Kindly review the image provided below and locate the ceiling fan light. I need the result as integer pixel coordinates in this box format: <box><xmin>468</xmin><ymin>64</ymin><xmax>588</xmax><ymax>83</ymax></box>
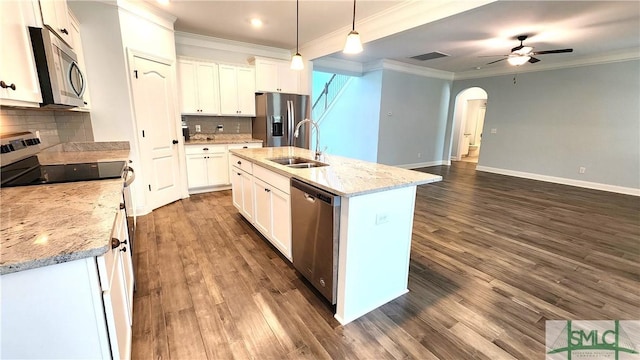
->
<box><xmin>290</xmin><ymin>53</ymin><xmax>304</xmax><ymax>70</ymax></box>
<box><xmin>343</xmin><ymin>31</ymin><xmax>363</xmax><ymax>54</ymax></box>
<box><xmin>508</xmin><ymin>55</ymin><xmax>530</xmax><ymax>66</ymax></box>
<box><xmin>514</xmin><ymin>46</ymin><xmax>533</xmax><ymax>56</ymax></box>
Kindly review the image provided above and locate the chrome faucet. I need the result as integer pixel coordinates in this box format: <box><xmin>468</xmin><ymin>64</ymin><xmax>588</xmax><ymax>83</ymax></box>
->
<box><xmin>294</xmin><ymin>118</ymin><xmax>322</xmax><ymax>160</ymax></box>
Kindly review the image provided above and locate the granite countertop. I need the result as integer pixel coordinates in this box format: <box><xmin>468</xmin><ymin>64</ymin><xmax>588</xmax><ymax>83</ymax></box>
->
<box><xmin>0</xmin><ymin>142</ymin><xmax>130</xmax><ymax>275</ymax></box>
<box><xmin>229</xmin><ymin>147</ymin><xmax>442</xmax><ymax>197</ymax></box>
<box><xmin>185</xmin><ymin>134</ymin><xmax>262</xmax><ymax>145</ymax></box>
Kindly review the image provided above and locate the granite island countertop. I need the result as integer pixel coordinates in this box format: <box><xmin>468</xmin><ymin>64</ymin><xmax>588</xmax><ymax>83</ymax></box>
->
<box><xmin>229</xmin><ymin>147</ymin><xmax>442</xmax><ymax>197</ymax></box>
<box><xmin>185</xmin><ymin>134</ymin><xmax>263</xmax><ymax>145</ymax></box>
<box><xmin>0</xmin><ymin>143</ymin><xmax>130</xmax><ymax>275</ymax></box>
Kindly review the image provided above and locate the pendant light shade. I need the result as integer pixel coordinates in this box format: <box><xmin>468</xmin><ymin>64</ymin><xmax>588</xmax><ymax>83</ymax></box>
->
<box><xmin>291</xmin><ymin>53</ymin><xmax>304</xmax><ymax>70</ymax></box>
<box><xmin>343</xmin><ymin>0</ymin><xmax>363</xmax><ymax>54</ymax></box>
<box><xmin>291</xmin><ymin>0</ymin><xmax>304</xmax><ymax>70</ymax></box>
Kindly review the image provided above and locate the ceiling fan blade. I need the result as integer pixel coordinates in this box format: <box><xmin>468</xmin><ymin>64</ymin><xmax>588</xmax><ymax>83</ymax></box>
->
<box><xmin>528</xmin><ymin>57</ymin><xmax>541</xmax><ymax>63</ymax></box>
<box><xmin>478</xmin><ymin>54</ymin><xmax>510</xmax><ymax>58</ymax></box>
<box><xmin>486</xmin><ymin>58</ymin><xmax>507</xmax><ymax>65</ymax></box>
<box><xmin>533</xmin><ymin>48</ymin><xmax>573</xmax><ymax>55</ymax></box>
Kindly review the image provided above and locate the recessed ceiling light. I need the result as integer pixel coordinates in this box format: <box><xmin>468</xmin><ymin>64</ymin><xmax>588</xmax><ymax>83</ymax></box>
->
<box><xmin>250</xmin><ymin>18</ymin><xmax>263</xmax><ymax>28</ymax></box>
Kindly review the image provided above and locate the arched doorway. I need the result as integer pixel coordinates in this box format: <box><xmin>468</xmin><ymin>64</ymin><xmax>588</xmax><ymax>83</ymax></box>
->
<box><xmin>450</xmin><ymin>87</ymin><xmax>488</xmax><ymax>163</ymax></box>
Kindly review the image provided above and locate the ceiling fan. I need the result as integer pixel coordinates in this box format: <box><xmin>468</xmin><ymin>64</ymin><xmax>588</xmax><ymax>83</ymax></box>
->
<box><xmin>484</xmin><ymin>35</ymin><xmax>573</xmax><ymax>66</ymax></box>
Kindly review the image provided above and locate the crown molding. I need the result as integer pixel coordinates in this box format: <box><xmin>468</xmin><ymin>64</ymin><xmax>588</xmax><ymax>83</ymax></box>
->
<box><xmin>116</xmin><ymin>0</ymin><xmax>176</xmax><ymax>30</ymax></box>
<box><xmin>365</xmin><ymin>59</ymin><xmax>454</xmax><ymax>80</ymax></box>
<box><xmin>312</xmin><ymin>57</ymin><xmax>364</xmax><ymax>76</ymax></box>
<box><xmin>175</xmin><ymin>31</ymin><xmax>291</xmax><ymax>60</ymax></box>
<box><xmin>300</xmin><ymin>0</ymin><xmax>496</xmax><ymax>61</ymax></box>
<box><xmin>454</xmin><ymin>48</ymin><xmax>640</xmax><ymax>80</ymax></box>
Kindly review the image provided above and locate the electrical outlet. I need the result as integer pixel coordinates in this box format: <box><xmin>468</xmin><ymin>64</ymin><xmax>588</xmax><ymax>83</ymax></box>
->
<box><xmin>417</xmin><ymin>152</ymin><xmax>422</xmax><ymax>158</ymax></box>
<box><xmin>195</xmin><ymin>124</ymin><xmax>201</xmax><ymax>132</ymax></box>
<box><xmin>579</xmin><ymin>166</ymin><xmax>586</xmax><ymax>174</ymax></box>
<box><xmin>217</xmin><ymin>124</ymin><xmax>223</xmax><ymax>132</ymax></box>
<box><xmin>491</xmin><ymin>128</ymin><xmax>497</xmax><ymax>134</ymax></box>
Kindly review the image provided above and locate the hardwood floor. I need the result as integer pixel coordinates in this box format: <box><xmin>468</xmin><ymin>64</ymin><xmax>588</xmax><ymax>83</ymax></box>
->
<box><xmin>131</xmin><ymin>161</ymin><xmax>639</xmax><ymax>359</ymax></box>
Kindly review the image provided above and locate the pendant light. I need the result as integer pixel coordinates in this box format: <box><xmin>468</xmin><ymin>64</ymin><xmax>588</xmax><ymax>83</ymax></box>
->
<box><xmin>343</xmin><ymin>0</ymin><xmax>363</xmax><ymax>54</ymax></box>
<box><xmin>290</xmin><ymin>0</ymin><xmax>304</xmax><ymax>70</ymax></box>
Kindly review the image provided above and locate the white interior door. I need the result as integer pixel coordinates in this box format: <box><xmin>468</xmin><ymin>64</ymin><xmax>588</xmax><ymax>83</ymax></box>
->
<box><xmin>130</xmin><ymin>54</ymin><xmax>181</xmax><ymax>211</ymax></box>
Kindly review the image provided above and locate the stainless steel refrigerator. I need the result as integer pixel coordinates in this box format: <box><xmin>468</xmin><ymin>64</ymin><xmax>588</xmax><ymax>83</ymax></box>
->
<box><xmin>253</xmin><ymin>93</ymin><xmax>310</xmax><ymax>148</ymax></box>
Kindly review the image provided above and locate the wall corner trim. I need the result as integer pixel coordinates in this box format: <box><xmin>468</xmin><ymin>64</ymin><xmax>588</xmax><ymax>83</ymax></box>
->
<box><xmin>476</xmin><ymin>165</ymin><xmax>640</xmax><ymax>196</ymax></box>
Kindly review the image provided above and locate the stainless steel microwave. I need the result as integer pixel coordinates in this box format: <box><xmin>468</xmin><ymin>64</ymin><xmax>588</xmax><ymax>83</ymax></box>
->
<box><xmin>29</xmin><ymin>27</ymin><xmax>86</xmax><ymax>108</ymax></box>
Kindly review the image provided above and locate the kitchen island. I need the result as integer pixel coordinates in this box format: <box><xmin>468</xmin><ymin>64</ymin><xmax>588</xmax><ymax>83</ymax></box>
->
<box><xmin>229</xmin><ymin>146</ymin><xmax>442</xmax><ymax>324</ymax></box>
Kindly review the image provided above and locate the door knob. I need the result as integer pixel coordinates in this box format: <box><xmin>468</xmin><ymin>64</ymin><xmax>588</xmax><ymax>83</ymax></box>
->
<box><xmin>172</xmin><ymin>139</ymin><xmax>179</xmax><ymax>144</ymax></box>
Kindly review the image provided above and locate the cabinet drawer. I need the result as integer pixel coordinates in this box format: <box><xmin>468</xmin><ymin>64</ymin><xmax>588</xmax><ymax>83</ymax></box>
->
<box><xmin>97</xmin><ymin>210</ymin><xmax>124</xmax><ymax>291</ymax></box>
<box><xmin>185</xmin><ymin>144</ymin><xmax>226</xmax><ymax>155</ymax></box>
<box><xmin>254</xmin><ymin>164</ymin><xmax>290</xmax><ymax>194</ymax></box>
<box><xmin>230</xmin><ymin>154</ymin><xmax>252</xmax><ymax>174</ymax></box>
<box><xmin>227</xmin><ymin>143</ymin><xmax>262</xmax><ymax>150</ymax></box>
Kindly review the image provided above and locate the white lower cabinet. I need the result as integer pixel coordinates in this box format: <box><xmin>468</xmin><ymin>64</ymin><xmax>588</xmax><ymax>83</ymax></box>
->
<box><xmin>230</xmin><ymin>157</ymin><xmax>292</xmax><ymax>261</ymax></box>
<box><xmin>253</xmin><ymin>177</ymin><xmax>292</xmax><ymax>259</ymax></box>
<box><xmin>231</xmin><ymin>166</ymin><xmax>255</xmax><ymax>222</ymax></box>
<box><xmin>186</xmin><ymin>143</ymin><xmax>261</xmax><ymax>194</ymax></box>
<box><xmin>230</xmin><ymin>153</ymin><xmax>255</xmax><ymax>221</ymax></box>
<box><xmin>98</xmin><ymin>207</ymin><xmax>134</xmax><ymax>360</ymax></box>
<box><xmin>0</xmin><ymin>206</ymin><xmax>133</xmax><ymax>360</ymax></box>
<box><xmin>186</xmin><ymin>145</ymin><xmax>229</xmax><ymax>191</ymax></box>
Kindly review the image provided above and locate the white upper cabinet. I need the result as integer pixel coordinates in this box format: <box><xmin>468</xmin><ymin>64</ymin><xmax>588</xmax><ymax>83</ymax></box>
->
<box><xmin>39</xmin><ymin>0</ymin><xmax>74</xmax><ymax>48</ymax></box>
<box><xmin>253</xmin><ymin>57</ymin><xmax>301</xmax><ymax>94</ymax></box>
<box><xmin>68</xmin><ymin>11</ymin><xmax>91</xmax><ymax>111</ymax></box>
<box><xmin>178</xmin><ymin>59</ymin><xmax>220</xmax><ymax>115</ymax></box>
<box><xmin>0</xmin><ymin>0</ymin><xmax>43</xmax><ymax>107</ymax></box>
<box><xmin>219</xmin><ymin>65</ymin><xmax>255</xmax><ymax>117</ymax></box>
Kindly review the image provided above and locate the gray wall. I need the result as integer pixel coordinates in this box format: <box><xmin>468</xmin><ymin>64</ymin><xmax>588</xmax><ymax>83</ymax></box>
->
<box><xmin>316</xmin><ymin>71</ymin><xmax>383</xmax><ymax>162</ymax></box>
<box><xmin>377</xmin><ymin>70</ymin><xmax>452</xmax><ymax>166</ymax></box>
<box><xmin>447</xmin><ymin>60</ymin><xmax>640</xmax><ymax>189</ymax></box>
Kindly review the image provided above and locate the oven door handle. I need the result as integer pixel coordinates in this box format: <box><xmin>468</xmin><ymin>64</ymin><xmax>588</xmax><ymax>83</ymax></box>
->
<box><xmin>124</xmin><ymin>166</ymin><xmax>135</xmax><ymax>187</ymax></box>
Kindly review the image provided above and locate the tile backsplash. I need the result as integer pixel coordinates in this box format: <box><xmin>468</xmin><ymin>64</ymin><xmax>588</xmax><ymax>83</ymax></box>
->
<box><xmin>0</xmin><ymin>108</ymin><xmax>94</xmax><ymax>148</ymax></box>
<box><xmin>183</xmin><ymin>115</ymin><xmax>252</xmax><ymax>135</ymax></box>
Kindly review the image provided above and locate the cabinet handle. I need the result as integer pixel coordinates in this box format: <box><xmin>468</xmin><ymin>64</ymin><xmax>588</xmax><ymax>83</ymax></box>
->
<box><xmin>60</xmin><ymin>28</ymin><xmax>69</xmax><ymax>35</ymax></box>
<box><xmin>120</xmin><ymin>202</ymin><xmax>125</xmax><ymax>210</ymax></box>
<box><xmin>237</xmin><ymin>160</ymin><xmax>241</xmax><ymax>165</ymax></box>
<box><xmin>203</xmin><ymin>148</ymin><xmax>209</xmax><ymax>151</ymax></box>
<box><xmin>172</xmin><ymin>139</ymin><xmax>179</xmax><ymax>144</ymax></box>
<box><xmin>237</xmin><ymin>172</ymin><xmax>241</xmax><ymax>175</ymax></box>
<box><xmin>111</xmin><ymin>237</ymin><xmax>128</xmax><ymax>249</ymax></box>
<box><xmin>265</xmin><ymin>188</ymin><xmax>271</xmax><ymax>192</ymax></box>
<box><xmin>243</xmin><ymin>146</ymin><xmax>248</xmax><ymax>149</ymax></box>
<box><xmin>120</xmin><ymin>247</ymin><xmax>127</xmax><ymax>252</ymax></box>
<box><xmin>0</xmin><ymin>81</ymin><xmax>16</xmax><ymax>90</ymax></box>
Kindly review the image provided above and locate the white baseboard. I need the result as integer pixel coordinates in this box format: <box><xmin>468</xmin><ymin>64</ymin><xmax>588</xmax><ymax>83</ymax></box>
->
<box><xmin>476</xmin><ymin>166</ymin><xmax>640</xmax><ymax>196</ymax></box>
<box><xmin>396</xmin><ymin>160</ymin><xmax>448</xmax><ymax>169</ymax></box>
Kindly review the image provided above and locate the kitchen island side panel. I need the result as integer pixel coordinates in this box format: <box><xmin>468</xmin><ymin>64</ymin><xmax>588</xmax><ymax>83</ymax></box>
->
<box><xmin>335</xmin><ymin>185</ymin><xmax>417</xmax><ymax>324</ymax></box>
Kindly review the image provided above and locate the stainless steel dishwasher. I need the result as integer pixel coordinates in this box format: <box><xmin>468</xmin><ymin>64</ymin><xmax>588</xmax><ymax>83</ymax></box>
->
<box><xmin>291</xmin><ymin>178</ymin><xmax>341</xmax><ymax>304</ymax></box>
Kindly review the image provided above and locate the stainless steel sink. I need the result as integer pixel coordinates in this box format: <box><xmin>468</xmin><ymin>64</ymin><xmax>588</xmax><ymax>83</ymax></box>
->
<box><xmin>268</xmin><ymin>157</ymin><xmax>329</xmax><ymax>169</ymax></box>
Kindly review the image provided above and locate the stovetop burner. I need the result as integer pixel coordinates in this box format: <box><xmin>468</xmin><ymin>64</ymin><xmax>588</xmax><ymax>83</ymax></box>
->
<box><xmin>1</xmin><ymin>155</ymin><xmax>126</xmax><ymax>188</ymax></box>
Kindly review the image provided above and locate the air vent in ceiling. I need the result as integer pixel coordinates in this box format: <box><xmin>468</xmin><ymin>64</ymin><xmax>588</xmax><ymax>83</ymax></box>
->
<box><xmin>410</xmin><ymin>52</ymin><xmax>449</xmax><ymax>61</ymax></box>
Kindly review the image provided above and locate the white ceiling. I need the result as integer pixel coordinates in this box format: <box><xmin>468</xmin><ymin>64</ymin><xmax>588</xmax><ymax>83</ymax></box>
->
<box><xmin>146</xmin><ymin>0</ymin><xmax>640</xmax><ymax>74</ymax></box>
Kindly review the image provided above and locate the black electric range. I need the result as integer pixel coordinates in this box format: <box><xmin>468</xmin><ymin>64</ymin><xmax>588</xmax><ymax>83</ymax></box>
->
<box><xmin>1</xmin><ymin>155</ymin><xmax>126</xmax><ymax>188</ymax></box>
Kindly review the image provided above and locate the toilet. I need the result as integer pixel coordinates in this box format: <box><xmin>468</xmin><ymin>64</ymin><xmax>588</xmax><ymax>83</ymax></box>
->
<box><xmin>468</xmin><ymin>144</ymin><xmax>480</xmax><ymax>157</ymax></box>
